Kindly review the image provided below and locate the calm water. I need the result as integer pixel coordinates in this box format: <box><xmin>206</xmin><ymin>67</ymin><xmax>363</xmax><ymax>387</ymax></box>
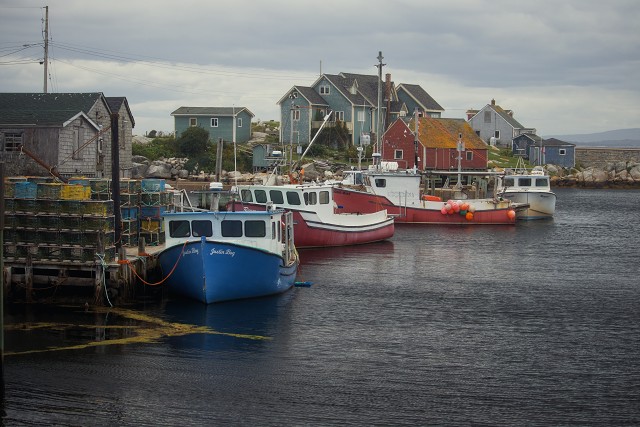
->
<box><xmin>3</xmin><ymin>188</ymin><xmax>640</xmax><ymax>426</ymax></box>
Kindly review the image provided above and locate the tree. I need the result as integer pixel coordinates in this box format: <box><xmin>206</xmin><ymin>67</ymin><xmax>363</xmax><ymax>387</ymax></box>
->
<box><xmin>178</xmin><ymin>126</ymin><xmax>211</xmax><ymax>158</ymax></box>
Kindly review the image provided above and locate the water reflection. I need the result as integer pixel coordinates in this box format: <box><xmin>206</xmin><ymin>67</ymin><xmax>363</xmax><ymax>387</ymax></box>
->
<box><xmin>161</xmin><ymin>291</ymin><xmax>297</xmax><ymax>353</ymax></box>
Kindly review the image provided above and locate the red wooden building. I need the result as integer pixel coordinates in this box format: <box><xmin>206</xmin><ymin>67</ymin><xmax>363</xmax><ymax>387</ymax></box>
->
<box><xmin>381</xmin><ymin>117</ymin><xmax>489</xmax><ymax>171</ymax></box>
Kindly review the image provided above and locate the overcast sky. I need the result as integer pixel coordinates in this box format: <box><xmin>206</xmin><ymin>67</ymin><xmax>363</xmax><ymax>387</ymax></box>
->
<box><xmin>1</xmin><ymin>0</ymin><xmax>638</xmax><ymax>136</ymax></box>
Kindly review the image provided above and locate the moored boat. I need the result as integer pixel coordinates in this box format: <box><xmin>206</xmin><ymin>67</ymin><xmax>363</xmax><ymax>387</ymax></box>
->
<box><xmin>157</xmin><ymin>208</ymin><xmax>298</xmax><ymax>303</ymax></box>
<box><xmin>333</xmin><ymin>167</ymin><xmax>525</xmax><ymax>225</ymax></box>
<box><xmin>496</xmin><ymin>161</ymin><xmax>556</xmax><ymax>220</ymax></box>
<box><xmin>226</xmin><ymin>182</ymin><xmax>395</xmax><ymax>248</ymax></box>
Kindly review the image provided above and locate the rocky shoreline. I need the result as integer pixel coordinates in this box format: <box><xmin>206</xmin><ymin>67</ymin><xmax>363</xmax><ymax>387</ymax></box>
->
<box><xmin>131</xmin><ymin>156</ymin><xmax>640</xmax><ymax>189</ymax></box>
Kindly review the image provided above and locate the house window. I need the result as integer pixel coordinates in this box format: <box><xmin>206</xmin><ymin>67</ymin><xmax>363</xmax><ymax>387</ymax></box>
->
<box><xmin>357</xmin><ymin>111</ymin><xmax>365</xmax><ymax>122</ymax></box>
<box><xmin>292</xmin><ymin>110</ymin><xmax>300</xmax><ymax>121</ymax></box>
<box><xmin>211</xmin><ymin>118</ymin><xmax>219</xmax><ymax>127</ymax></box>
<box><xmin>559</xmin><ymin>149</ymin><xmax>566</xmax><ymax>155</ymax></box>
<box><xmin>394</xmin><ymin>149</ymin><xmax>403</xmax><ymax>160</ymax></box>
<box><xmin>484</xmin><ymin>111</ymin><xmax>492</xmax><ymax>123</ymax></box>
<box><xmin>237</xmin><ymin>117</ymin><xmax>242</xmax><ymax>127</ymax></box>
<box><xmin>494</xmin><ymin>130</ymin><xmax>500</xmax><ymax>139</ymax></box>
<box><xmin>189</xmin><ymin>118</ymin><xmax>197</xmax><ymax>127</ymax></box>
<box><xmin>320</xmin><ymin>85</ymin><xmax>330</xmax><ymax>95</ymax></box>
<box><xmin>2</xmin><ymin>132</ymin><xmax>22</xmax><ymax>152</ymax></box>
<box><xmin>466</xmin><ymin>151</ymin><xmax>473</xmax><ymax>161</ymax></box>
<box><xmin>335</xmin><ymin>111</ymin><xmax>344</xmax><ymax>121</ymax></box>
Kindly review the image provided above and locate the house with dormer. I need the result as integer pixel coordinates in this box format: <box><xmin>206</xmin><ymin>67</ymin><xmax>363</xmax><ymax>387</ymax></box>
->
<box><xmin>382</xmin><ymin>116</ymin><xmax>489</xmax><ymax>171</ymax></box>
<box><xmin>0</xmin><ymin>92</ymin><xmax>134</xmax><ymax>178</ymax></box>
<box><xmin>467</xmin><ymin>99</ymin><xmax>535</xmax><ymax>148</ymax></box>
<box><xmin>277</xmin><ymin>72</ymin><xmax>443</xmax><ymax>148</ymax></box>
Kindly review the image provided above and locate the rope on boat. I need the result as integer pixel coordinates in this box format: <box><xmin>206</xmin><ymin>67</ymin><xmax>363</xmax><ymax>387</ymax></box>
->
<box><xmin>122</xmin><ymin>240</ymin><xmax>189</xmax><ymax>286</ymax></box>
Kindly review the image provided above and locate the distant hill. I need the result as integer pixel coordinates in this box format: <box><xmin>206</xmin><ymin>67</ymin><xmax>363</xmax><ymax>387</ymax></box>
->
<box><xmin>544</xmin><ymin>128</ymin><xmax>640</xmax><ymax>147</ymax></box>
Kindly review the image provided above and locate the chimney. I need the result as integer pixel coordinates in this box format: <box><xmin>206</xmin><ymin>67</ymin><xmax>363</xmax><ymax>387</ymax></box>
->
<box><xmin>491</xmin><ymin>98</ymin><xmax>496</xmax><ymax>106</ymax></box>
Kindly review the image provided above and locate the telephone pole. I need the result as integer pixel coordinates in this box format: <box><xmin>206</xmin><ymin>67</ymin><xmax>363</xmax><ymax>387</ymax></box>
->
<box><xmin>43</xmin><ymin>6</ymin><xmax>49</xmax><ymax>93</ymax></box>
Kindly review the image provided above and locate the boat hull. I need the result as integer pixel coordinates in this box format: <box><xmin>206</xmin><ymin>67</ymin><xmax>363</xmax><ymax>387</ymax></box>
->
<box><xmin>157</xmin><ymin>239</ymin><xmax>298</xmax><ymax>303</ymax></box>
<box><xmin>228</xmin><ymin>202</ymin><xmax>394</xmax><ymax>248</ymax></box>
<box><xmin>500</xmin><ymin>190</ymin><xmax>556</xmax><ymax>219</ymax></box>
<box><xmin>333</xmin><ymin>187</ymin><xmax>517</xmax><ymax>225</ymax></box>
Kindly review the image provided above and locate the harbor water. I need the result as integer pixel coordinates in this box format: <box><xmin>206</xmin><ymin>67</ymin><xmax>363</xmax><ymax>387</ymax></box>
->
<box><xmin>3</xmin><ymin>188</ymin><xmax>640</xmax><ymax>425</ymax></box>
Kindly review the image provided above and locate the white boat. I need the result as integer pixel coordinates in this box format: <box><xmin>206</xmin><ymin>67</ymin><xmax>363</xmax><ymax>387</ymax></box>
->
<box><xmin>496</xmin><ymin>159</ymin><xmax>556</xmax><ymax>220</ymax></box>
<box><xmin>227</xmin><ymin>182</ymin><xmax>395</xmax><ymax>248</ymax></box>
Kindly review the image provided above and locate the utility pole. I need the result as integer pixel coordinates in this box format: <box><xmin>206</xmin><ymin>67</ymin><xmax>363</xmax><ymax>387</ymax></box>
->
<box><xmin>43</xmin><ymin>6</ymin><xmax>49</xmax><ymax>93</ymax></box>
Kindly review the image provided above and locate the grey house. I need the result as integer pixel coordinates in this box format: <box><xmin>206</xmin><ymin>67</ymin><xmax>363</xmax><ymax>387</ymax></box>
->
<box><xmin>512</xmin><ymin>133</ymin><xmax>543</xmax><ymax>158</ymax></box>
<box><xmin>0</xmin><ymin>92</ymin><xmax>134</xmax><ymax>178</ymax></box>
<box><xmin>171</xmin><ymin>107</ymin><xmax>254</xmax><ymax>143</ymax></box>
<box><xmin>278</xmin><ymin>72</ymin><xmax>442</xmax><ymax>147</ymax></box>
<box><xmin>467</xmin><ymin>99</ymin><xmax>535</xmax><ymax>148</ymax></box>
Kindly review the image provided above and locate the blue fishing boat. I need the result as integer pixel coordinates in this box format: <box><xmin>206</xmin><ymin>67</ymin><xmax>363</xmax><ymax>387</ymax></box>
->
<box><xmin>157</xmin><ymin>208</ymin><xmax>298</xmax><ymax>303</ymax></box>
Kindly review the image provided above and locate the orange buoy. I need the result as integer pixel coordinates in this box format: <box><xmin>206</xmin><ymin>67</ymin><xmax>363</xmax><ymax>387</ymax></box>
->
<box><xmin>465</xmin><ymin>212</ymin><xmax>474</xmax><ymax>221</ymax></box>
<box><xmin>507</xmin><ymin>209</ymin><xmax>516</xmax><ymax>219</ymax></box>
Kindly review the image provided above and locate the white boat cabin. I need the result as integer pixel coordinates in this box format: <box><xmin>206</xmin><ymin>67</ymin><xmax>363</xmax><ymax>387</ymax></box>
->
<box><xmin>163</xmin><ymin>210</ymin><xmax>294</xmax><ymax>256</ymax></box>
<box><xmin>234</xmin><ymin>184</ymin><xmax>337</xmax><ymax>215</ymax></box>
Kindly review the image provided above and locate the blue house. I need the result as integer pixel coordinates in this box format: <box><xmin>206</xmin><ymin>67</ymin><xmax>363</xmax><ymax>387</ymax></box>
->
<box><xmin>171</xmin><ymin>107</ymin><xmax>254</xmax><ymax>143</ymax></box>
<box><xmin>277</xmin><ymin>72</ymin><xmax>442</xmax><ymax>148</ymax></box>
<box><xmin>532</xmin><ymin>138</ymin><xmax>576</xmax><ymax>168</ymax></box>
<box><xmin>396</xmin><ymin>84</ymin><xmax>444</xmax><ymax>119</ymax></box>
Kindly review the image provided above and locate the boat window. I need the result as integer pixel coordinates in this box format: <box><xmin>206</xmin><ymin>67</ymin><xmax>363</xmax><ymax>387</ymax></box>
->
<box><xmin>375</xmin><ymin>178</ymin><xmax>386</xmax><ymax>188</ymax></box>
<box><xmin>286</xmin><ymin>191</ymin><xmax>301</xmax><ymax>205</ymax></box>
<box><xmin>169</xmin><ymin>220</ymin><xmax>191</xmax><ymax>238</ymax></box>
<box><xmin>504</xmin><ymin>177</ymin><xmax>515</xmax><ymax>186</ymax></box>
<box><xmin>354</xmin><ymin>173</ymin><xmax>363</xmax><ymax>185</ymax></box>
<box><xmin>255</xmin><ymin>189</ymin><xmax>267</xmax><ymax>203</ymax></box>
<box><xmin>241</xmin><ymin>189</ymin><xmax>253</xmax><ymax>203</ymax></box>
<box><xmin>192</xmin><ymin>220</ymin><xmax>213</xmax><ymax>237</ymax></box>
<box><xmin>304</xmin><ymin>191</ymin><xmax>317</xmax><ymax>205</ymax></box>
<box><xmin>519</xmin><ymin>178</ymin><xmax>532</xmax><ymax>187</ymax></box>
<box><xmin>245</xmin><ymin>220</ymin><xmax>266</xmax><ymax>237</ymax></box>
<box><xmin>269</xmin><ymin>190</ymin><xmax>284</xmax><ymax>204</ymax></box>
<box><xmin>536</xmin><ymin>178</ymin><xmax>549</xmax><ymax>187</ymax></box>
<box><xmin>272</xmin><ymin>222</ymin><xmax>276</xmax><ymax>239</ymax></box>
<box><xmin>221</xmin><ymin>220</ymin><xmax>243</xmax><ymax>237</ymax></box>
<box><xmin>319</xmin><ymin>191</ymin><xmax>330</xmax><ymax>204</ymax></box>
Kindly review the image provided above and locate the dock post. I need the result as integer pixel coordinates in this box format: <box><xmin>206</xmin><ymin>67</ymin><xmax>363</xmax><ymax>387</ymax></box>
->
<box><xmin>25</xmin><ymin>253</ymin><xmax>33</xmax><ymax>303</ymax></box>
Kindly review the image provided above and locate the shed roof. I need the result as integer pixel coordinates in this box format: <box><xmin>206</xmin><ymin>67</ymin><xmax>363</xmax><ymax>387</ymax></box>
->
<box><xmin>0</xmin><ymin>92</ymin><xmax>106</xmax><ymax>127</ymax></box>
<box><xmin>413</xmin><ymin>117</ymin><xmax>488</xmax><ymax>149</ymax></box>
<box><xmin>171</xmin><ymin>106</ymin><xmax>254</xmax><ymax>117</ymax></box>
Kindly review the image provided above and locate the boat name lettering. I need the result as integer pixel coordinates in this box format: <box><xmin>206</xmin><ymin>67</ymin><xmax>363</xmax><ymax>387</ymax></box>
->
<box><xmin>210</xmin><ymin>248</ymin><xmax>235</xmax><ymax>257</ymax></box>
<box><xmin>184</xmin><ymin>248</ymin><xmax>199</xmax><ymax>256</ymax></box>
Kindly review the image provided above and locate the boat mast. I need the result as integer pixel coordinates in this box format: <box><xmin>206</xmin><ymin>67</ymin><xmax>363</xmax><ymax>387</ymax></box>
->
<box><xmin>456</xmin><ymin>133</ymin><xmax>464</xmax><ymax>189</ymax></box>
<box><xmin>375</xmin><ymin>51</ymin><xmax>385</xmax><ymax>170</ymax></box>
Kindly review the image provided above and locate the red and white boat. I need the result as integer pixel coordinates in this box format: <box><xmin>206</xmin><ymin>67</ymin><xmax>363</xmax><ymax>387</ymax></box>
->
<box><xmin>333</xmin><ymin>167</ymin><xmax>525</xmax><ymax>225</ymax></box>
<box><xmin>227</xmin><ymin>182</ymin><xmax>394</xmax><ymax>248</ymax></box>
